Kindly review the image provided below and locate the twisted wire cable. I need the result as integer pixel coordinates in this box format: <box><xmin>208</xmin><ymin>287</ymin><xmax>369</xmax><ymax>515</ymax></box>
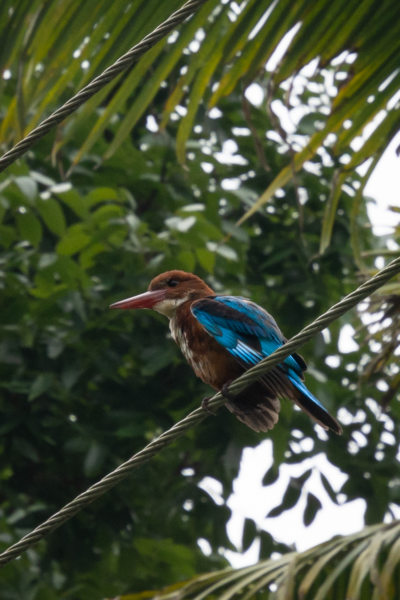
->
<box><xmin>0</xmin><ymin>0</ymin><xmax>210</xmax><ymax>173</ymax></box>
<box><xmin>0</xmin><ymin>255</ymin><xmax>399</xmax><ymax>566</ymax></box>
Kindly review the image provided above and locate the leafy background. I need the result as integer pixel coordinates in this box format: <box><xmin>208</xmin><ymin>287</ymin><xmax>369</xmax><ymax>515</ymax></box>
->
<box><xmin>0</xmin><ymin>0</ymin><xmax>399</xmax><ymax>598</ymax></box>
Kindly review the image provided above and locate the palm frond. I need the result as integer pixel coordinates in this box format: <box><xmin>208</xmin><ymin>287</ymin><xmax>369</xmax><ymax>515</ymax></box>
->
<box><xmin>120</xmin><ymin>521</ymin><xmax>400</xmax><ymax>599</ymax></box>
<box><xmin>1</xmin><ymin>0</ymin><xmax>399</xmax><ymax>253</ymax></box>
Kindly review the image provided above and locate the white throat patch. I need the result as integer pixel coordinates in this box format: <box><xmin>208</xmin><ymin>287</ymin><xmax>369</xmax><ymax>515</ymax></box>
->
<box><xmin>153</xmin><ymin>296</ymin><xmax>189</xmax><ymax>319</ymax></box>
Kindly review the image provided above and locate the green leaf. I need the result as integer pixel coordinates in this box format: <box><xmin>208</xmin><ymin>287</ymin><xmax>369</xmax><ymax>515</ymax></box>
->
<box><xmin>320</xmin><ymin>473</ymin><xmax>339</xmax><ymax>504</ymax></box>
<box><xmin>79</xmin><ymin>243</ymin><xmax>106</xmax><ymax>269</ymax></box>
<box><xmin>37</xmin><ymin>197</ymin><xmax>66</xmax><ymax>236</ymax></box>
<box><xmin>57</xmin><ymin>189</ymin><xmax>88</xmax><ymax>218</ymax></box>
<box><xmin>90</xmin><ymin>204</ymin><xmax>124</xmax><ymax>226</ymax></box>
<box><xmin>214</xmin><ymin>244</ymin><xmax>238</xmax><ymax>262</ymax></box>
<box><xmin>0</xmin><ymin>224</ymin><xmax>17</xmax><ymax>247</ymax></box>
<box><xmin>176</xmin><ymin>8</ymin><xmax>228</xmax><ymax>163</ymax></box>
<box><xmin>319</xmin><ymin>171</ymin><xmax>346</xmax><ymax>255</ymax></box>
<box><xmin>297</xmin><ymin>112</ymin><xmax>326</xmax><ymax>135</ymax></box>
<box><xmin>196</xmin><ymin>248</ymin><xmax>215</xmax><ymax>273</ymax></box>
<box><xmin>267</xmin><ymin>470</ymin><xmax>312</xmax><ymax>518</ymax></box>
<box><xmin>15</xmin><ymin>438</ymin><xmax>40</xmax><ymax>462</ymax></box>
<box><xmin>84</xmin><ymin>441</ymin><xmax>106</xmax><ymax>477</ymax></box>
<box><xmin>87</xmin><ymin>187</ymin><xmax>119</xmax><ymax>205</ymax></box>
<box><xmin>177</xmin><ymin>250</ymin><xmax>196</xmax><ymax>272</ymax></box>
<box><xmin>56</xmin><ymin>224</ymin><xmax>90</xmax><ymax>255</ymax></box>
<box><xmin>303</xmin><ymin>492</ymin><xmax>322</xmax><ymax>526</ymax></box>
<box><xmin>16</xmin><ymin>210</ymin><xmax>42</xmax><ymax>246</ymax></box>
<box><xmin>14</xmin><ymin>176</ymin><xmax>38</xmax><ymax>201</ymax></box>
<box><xmin>242</xmin><ymin>518</ymin><xmax>258</xmax><ymax>552</ymax></box>
<box><xmin>28</xmin><ymin>373</ymin><xmax>54</xmax><ymax>401</ymax></box>
<box><xmin>262</xmin><ymin>465</ymin><xmax>280</xmax><ymax>486</ymax></box>
<box><xmin>166</xmin><ymin>216</ymin><xmax>196</xmax><ymax>232</ymax></box>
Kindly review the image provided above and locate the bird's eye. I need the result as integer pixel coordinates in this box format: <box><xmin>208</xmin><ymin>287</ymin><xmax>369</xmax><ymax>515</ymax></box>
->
<box><xmin>167</xmin><ymin>279</ymin><xmax>179</xmax><ymax>287</ymax></box>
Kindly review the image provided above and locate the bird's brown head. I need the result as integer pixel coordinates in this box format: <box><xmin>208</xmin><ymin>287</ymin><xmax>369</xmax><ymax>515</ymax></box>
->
<box><xmin>109</xmin><ymin>270</ymin><xmax>214</xmax><ymax>318</ymax></box>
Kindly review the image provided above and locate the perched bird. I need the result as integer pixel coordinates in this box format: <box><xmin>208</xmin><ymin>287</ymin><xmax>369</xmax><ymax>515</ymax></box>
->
<box><xmin>110</xmin><ymin>270</ymin><xmax>341</xmax><ymax>434</ymax></box>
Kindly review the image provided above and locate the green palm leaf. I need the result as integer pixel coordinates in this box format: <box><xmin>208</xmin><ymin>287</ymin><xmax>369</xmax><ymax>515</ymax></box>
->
<box><xmin>120</xmin><ymin>521</ymin><xmax>400</xmax><ymax>599</ymax></box>
<box><xmin>1</xmin><ymin>0</ymin><xmax>399</xmax><ymax>251</ymax></box>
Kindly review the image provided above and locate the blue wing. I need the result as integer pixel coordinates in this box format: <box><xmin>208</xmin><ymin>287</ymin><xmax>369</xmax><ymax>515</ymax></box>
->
<box><xmin>191</xmin><ymin>295</ymin><xmax>340</xmax><ymax>432</ymax></box>
<box><xmin>191</xmin><ymin>295</ymin><xmax>304</xmax><ymax>380</ymax></box>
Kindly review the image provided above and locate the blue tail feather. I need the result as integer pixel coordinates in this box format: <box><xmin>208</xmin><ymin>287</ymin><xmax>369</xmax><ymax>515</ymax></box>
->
<box><xmin>287</xmin><ymin>371</ymin><xmax>341</xmax><ymax>434</ymax></box>
<box><xmin>287</xmin><ymin>371</ymin><xmax>326</xmax><ymax>412</ymax></box>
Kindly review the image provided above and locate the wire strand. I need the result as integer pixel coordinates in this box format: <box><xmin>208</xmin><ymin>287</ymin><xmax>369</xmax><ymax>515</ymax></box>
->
<box><xmin>0</xmin><ymin>255</ymin><xmax>399</xmax><ymax>566</ymax></box>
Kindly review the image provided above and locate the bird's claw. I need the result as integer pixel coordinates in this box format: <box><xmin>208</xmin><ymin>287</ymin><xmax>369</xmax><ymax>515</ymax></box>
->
<box><xmin>221</xmin><ymin>381</ymin><xmax>235</xmax><ymax>401</ymax></box>
<box><xmin>202</xmin><ymin>380</ymin><xmax>235</xmax><ymax>414</ymax></box>
<box><xmin>201</xmin><ymin>396</ymin><xmax>217</xmax><ymax>415</ymax></box>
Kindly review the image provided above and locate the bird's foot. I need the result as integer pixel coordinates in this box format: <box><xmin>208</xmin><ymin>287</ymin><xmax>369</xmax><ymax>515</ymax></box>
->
<box><xmin>201</xmin><ymin>396</ymin><xmax>217</xmax><ymax>415</ymax></box>
<box><xmin>220</xmin><ymin>380</ymin><xmax>235</xmax><ymax>401</ymax></box>
<box><xmin>201</xmin><ymin>381</ymin><xmax>236</xmax><ymax>414</ymax></box>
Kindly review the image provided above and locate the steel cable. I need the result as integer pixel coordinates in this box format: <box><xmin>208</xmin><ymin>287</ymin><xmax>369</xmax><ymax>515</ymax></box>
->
<box><xmin>0</xmin><ymin>255</ymin><xmax>399</xmax><ymax>566</ymax></box>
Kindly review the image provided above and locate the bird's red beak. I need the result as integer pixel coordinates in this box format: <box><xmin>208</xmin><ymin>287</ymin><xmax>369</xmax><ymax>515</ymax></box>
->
<box><xmin>109</xmin><ymin>289</ymin><xmax>167</xmax><ymax>310</ymax></box>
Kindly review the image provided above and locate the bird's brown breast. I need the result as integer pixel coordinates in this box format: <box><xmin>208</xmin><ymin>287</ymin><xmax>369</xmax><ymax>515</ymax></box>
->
<box><xmin>171</xmin><ymin>301</ymin><xmax>242</xmax><ymax>389</ymax></box>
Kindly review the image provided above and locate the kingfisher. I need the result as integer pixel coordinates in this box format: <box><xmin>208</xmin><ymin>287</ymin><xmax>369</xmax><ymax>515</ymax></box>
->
<box><xmin>110</xmin><ymin>270</ymin><xmax>341</xmax><ymax>434</ymax></box>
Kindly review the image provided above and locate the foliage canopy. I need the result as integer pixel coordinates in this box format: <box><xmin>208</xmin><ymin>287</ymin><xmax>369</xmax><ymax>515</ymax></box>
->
<box><xmin>0</xmin><ymin>0</ymin><xmax>399</xmax><ymax>598</ymax></box>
